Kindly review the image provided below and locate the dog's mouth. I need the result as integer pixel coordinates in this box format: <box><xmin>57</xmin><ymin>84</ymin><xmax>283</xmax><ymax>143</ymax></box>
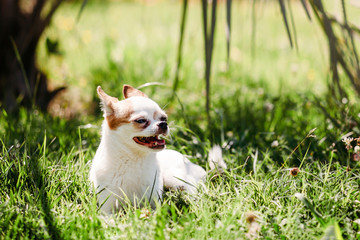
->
<box><xmin>133</xmin><ymin>135</ymin><xmax>166</xmax><ymax>149</ymax></box>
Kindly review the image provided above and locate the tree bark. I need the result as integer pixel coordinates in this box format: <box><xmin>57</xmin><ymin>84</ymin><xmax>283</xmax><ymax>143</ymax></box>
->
<box><xmin>0</xmin><ymin>0</ymin><xmax>65</xmax><ymax>112</ymax></box>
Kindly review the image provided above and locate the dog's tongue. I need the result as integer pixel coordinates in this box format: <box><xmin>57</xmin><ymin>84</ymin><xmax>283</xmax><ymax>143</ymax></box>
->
<box><xmin>133</xmin><ymin>136</ymin><xmax>166</xmax><ymax>149</ymax></box>
<box><xmin>148</xmin><ymin>136</ymin><xmax>165</xmax><ymax>148</ymax></box>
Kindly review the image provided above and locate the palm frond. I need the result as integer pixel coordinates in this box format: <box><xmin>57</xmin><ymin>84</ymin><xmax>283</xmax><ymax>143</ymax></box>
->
<box><xmin>201</xmin><ymin>0</ymin><xmax>218</xmax><ymax>125</ymax></box>
<box><xmin>278</xmin><ymin>0</ymin><xmax>293</xmax><ymax>48</ymax></box>
<box><xmin>300</xmin><ymin>0</ymin><xmax>312</xmax><ymax>20</ymax></box>
<box><xmin>226</xmin><ymin>0</ymin><xmax>232</xmax><ymax>68</ymax></box>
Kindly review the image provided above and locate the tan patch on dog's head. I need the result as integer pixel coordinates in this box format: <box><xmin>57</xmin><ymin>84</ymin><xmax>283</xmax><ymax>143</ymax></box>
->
<box><xmin>106</xmin><ymin>100</ymin><xmax>134</xmax><ymax>130</ymax></box>
<box><xmin>97</xmin><ymin>86</ymin><xmax>134</xmax><ymax>130</ymax></box>
<box><xmin>123</xmin><ymin>85</ymin><xmax>148</xmax><ymax>99</ymax></box>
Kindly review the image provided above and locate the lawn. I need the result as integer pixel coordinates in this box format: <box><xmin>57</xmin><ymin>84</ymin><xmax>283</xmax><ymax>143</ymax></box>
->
<box><xmin>1</xmin><ymin>0</ymin><xmax>360</xmax><ymax>239</ymax></box>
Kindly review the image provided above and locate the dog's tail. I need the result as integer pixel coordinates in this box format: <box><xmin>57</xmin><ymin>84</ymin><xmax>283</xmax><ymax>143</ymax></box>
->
<box><xmin>208</xmin><ymin>145</ymin><xmax>227</xmax><ymax>173</ymax></box>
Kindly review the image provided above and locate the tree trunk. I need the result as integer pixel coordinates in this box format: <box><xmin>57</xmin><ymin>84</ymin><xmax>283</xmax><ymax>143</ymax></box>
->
<box><xmin>0</xmin><ymin>0</ymin><xmax>65</xmax><ymax>113</ymax></box>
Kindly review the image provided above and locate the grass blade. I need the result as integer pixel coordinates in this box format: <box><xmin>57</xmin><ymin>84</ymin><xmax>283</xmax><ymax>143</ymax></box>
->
<box><xmin>251</xmin><ymin>0</ymin><xmax>257</xmax><ymax>61</ymax></box>
<box><xmin>309</xmin><ymin>0</ymin><xmax>345</xmax><ymax>98</ymax></box>
<box><xmin>321</xmin><ymin>222</ymin><xmax>344</xmax><ymax>240</ymax></box>
<box><xmin>341</xmin><ymin>0</ymin><xmax>360</xmax><ymax>82</ymax></box>
<box><xmin>281</xmin><ymin>128</ymin><xmax>316</xmax><ymax>168</ymax></box>
<box><xmin>149</xmin><ymin>170</ymin><xmax>158</xmax><ymax>205</ymax></box>
<box><xmin>294</xmin><ymin>193</ymin><xmax>325</xmax><ymax>226</ymax></box>
<box><xmin>201</xmin><ymin>0</ymin><xmax>209</xmax><ymax>123</ymax></box>
<box><xmin>201</xmin><ymin>0</ymin><xmax>208</xmax><ymax>63</ymax></box>
<box><xmin>207</xmin><ymin>0</ymin><xmax>217</xmax><ymax>124</ymax></box>
<box><xmin>287</xmin><ymin>0</ymin><xmax>298</xmax><ymax>51</ymax></box>
<box><xmin>10</xmin><ymin>38</ymin><xmax>32</xmax><ymax>100</ymax></box>
<box><xmin>172</xmin><ymin>0</ymin><xmax>188</xmax><ymax>96</ymax></box>
<box><xmin>253</xmin><ymin>148</ymin><xmax>258</xmax><ymax>178</ymax></box>
<box><xmin>201</xmin><ymin>0</ymin><xmax>217</xmax><ymax>126</ymax></box>
<box><xmin>225</xmin><ymin>0</ymin><xmax>232</xmax><ymax>68</ymax></box>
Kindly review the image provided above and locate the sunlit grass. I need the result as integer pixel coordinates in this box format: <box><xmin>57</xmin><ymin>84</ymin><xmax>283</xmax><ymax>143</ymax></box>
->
<box><xmin>2</xmin><ymin>1</ymin><xmax>360</xmax><ymax>239</ymax></box>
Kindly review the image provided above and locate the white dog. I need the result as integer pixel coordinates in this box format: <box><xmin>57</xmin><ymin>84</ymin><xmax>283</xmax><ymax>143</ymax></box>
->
<box><xmin>89</xmin><ymin>85</ymin><xmax>225</xmax><ymax>214</ymax></box>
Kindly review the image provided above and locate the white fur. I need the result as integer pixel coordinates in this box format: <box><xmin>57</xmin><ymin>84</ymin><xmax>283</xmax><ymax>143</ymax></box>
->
<box><xmin>89</xmin><ymin>87</ymin><xmax>224</xmax><ymax>214</ymax></box>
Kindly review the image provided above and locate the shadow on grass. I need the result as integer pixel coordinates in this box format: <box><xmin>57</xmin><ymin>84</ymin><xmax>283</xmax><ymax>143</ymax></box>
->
<box><xmin>0</xmin><ymin>109</ymin><xmax>97</xmax><ymax>239</ymax></box>
<box><xmin>30</xmin><ymin>156</ymin><xmax>61</xmax><ymax>239</ymax></box>
<box><xmin>169</xmin><ymin>88</ymin><xmax>360</xmax><ymax>170</ymax></box>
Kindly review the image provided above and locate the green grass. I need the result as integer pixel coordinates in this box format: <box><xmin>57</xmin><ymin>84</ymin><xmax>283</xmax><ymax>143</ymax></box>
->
<box><xmin>1</xmin><ymin>108</ymin><xmax>359</xmax><ymax>239</ymax></box>
<box><xmin>2</xmin><ymin>1</ymin><xmax>360</xmax><ymax>239</ymax></box>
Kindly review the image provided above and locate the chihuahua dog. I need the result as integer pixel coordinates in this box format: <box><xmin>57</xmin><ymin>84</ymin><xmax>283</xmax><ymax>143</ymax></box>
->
<box><xmin>89</xmin><ymin>85</ymin><xmax>225</xmax><ymax>214</ymax></box>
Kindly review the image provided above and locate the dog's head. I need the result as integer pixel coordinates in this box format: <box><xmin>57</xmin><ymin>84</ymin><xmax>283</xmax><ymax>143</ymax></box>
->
<box><xmin>97</xmin><ymin>85</ymin><xmax>168</xmax><ymax>152</ymax></box>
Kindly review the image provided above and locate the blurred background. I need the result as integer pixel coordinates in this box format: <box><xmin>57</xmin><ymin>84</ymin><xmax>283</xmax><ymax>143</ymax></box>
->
<box><xmin>1</xmin><ymin>0</ymin><xmax>360</xmax><ymax>165</ymax></box>
<box><xmin>2</xmin><ymin>0</ymin><xmax>358</xmax><ymax>115</ymax></box>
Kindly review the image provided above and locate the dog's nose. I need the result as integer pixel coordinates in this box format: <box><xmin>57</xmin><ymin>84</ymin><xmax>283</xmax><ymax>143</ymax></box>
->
<box><xmin>158</xmin><ymin>122</ymin><xmax>168</xmax><ymax>131</ymax></box>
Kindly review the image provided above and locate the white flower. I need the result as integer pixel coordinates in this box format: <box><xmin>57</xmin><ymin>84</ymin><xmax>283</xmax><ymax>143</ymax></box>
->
<box><xmin>342</xmin><ymin>137</ymin><xmax>354</xmax><ymax>150</ymax></box>
<box><xmin>271</xmin><ymin>140</ymin><xmax>279</xmax><ymax>148</ymax></box>
<box><xmin>355</xmin><ymin>146</ymin><xmax>360</xmax><ymax>153</ymax></box>
<box><xmin>342</xmin><ymin>137</ymin><xmax>354</xmax><ymax>145</ymax></box>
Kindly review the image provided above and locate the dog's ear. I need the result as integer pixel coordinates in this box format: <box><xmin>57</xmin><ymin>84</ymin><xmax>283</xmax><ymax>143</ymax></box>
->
<box><xmin>97</xmin><ymin>86</ymin><xmax>119</xmax><ymax>116</ymax></box>
<box><xmin>123</xmin><ymin>84</ymin><xmax>148</xmax><ymax>99</ymax></box>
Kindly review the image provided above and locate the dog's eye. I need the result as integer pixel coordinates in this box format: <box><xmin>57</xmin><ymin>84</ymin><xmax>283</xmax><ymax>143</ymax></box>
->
<box><xmin>160</xmin><ymin>116</ymin><xmax>167</xmax><ymax>122</ymax></box>
<box><xmin>135</xmin><ymin>119</ymin><xmax>147</xmax><ymax>124</ymax></box>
